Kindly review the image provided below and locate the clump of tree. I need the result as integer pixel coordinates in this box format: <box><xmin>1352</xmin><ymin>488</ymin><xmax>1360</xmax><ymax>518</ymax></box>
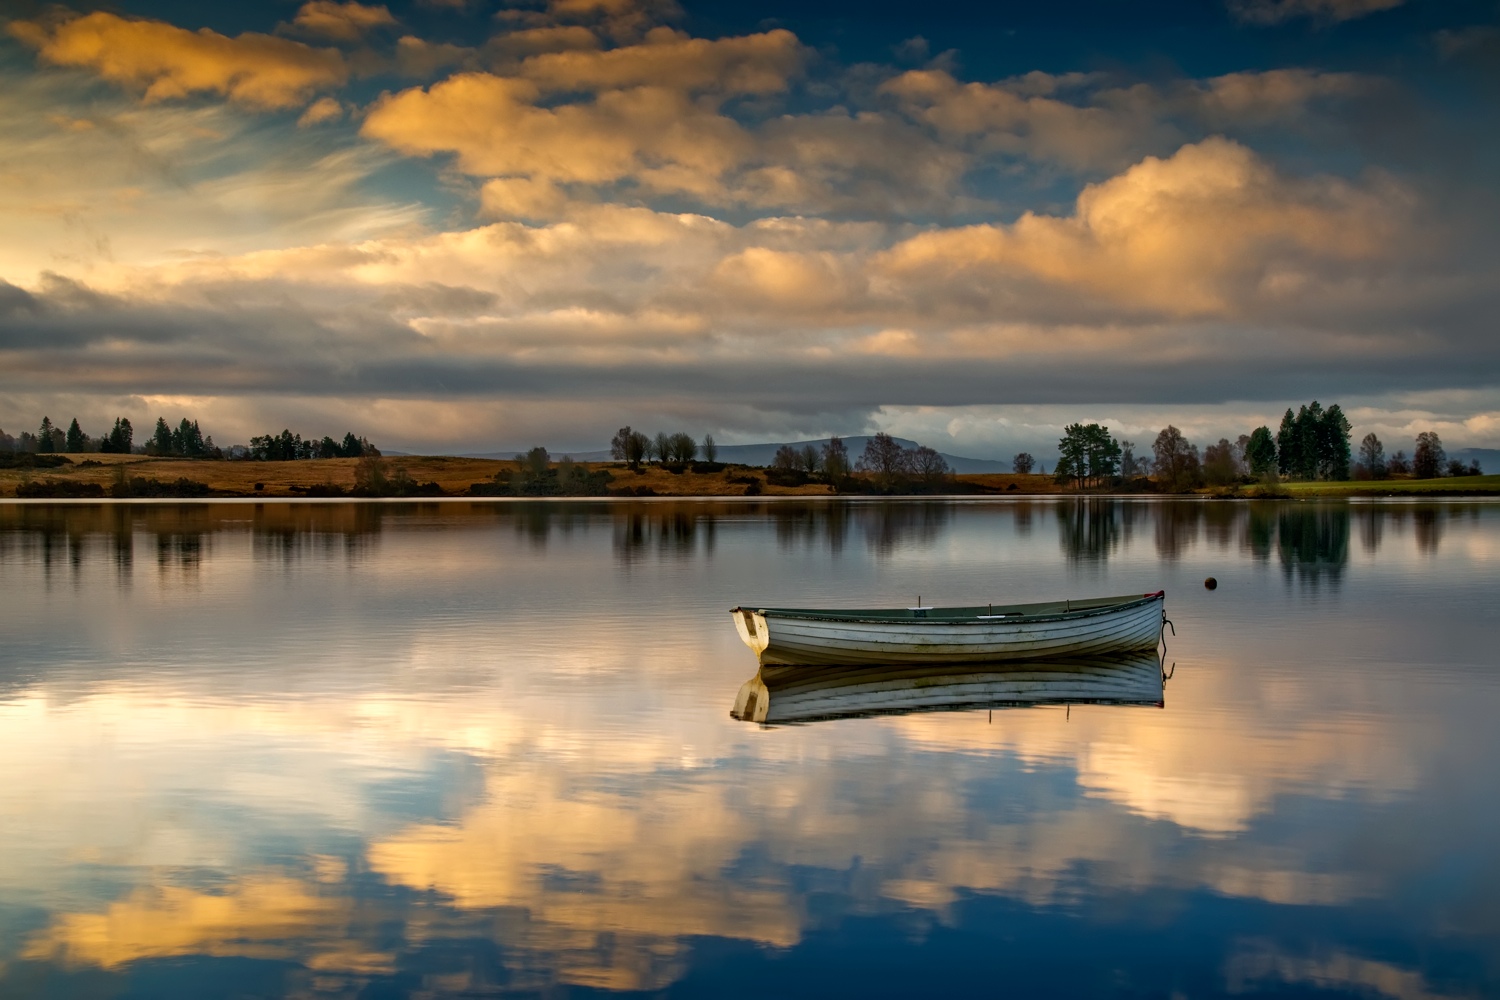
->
<box><xmin>611</xmin><ymin>426</ymin><xmax>651</xmax><ymax>470</ymax></box>
<box><xmin>1276</xmin><ymin>402</ymin><xmax>1350</xmax><ymax>481</ymax></box>
<box><xmin>850</xmin><ymin>432</ymin><xmax>951</xmax><ymax>493</ymax></box>
<box><xmin>470</xmin><ymin>447</ymin><xmax>614</xmax><ymax>497</ymax></box>
<box><xmin>1412</xmin><ymin>431</ymin><xmax>1444</xmax><ymax>479</ymax></box>
<box><xmin>1152</xmin><ymin>425</ymin><xmax>1202</xmax><ymax>491</ymax></box>
<box><xmin>3</xmin><ymin>416</ymin><xmax>93</xmax><ymax>453</ymax></box>
<box><xmin>1054</xmin><ymin>423</ymin><xmax>1122</xmax><ymax>489</ymax></box>
<box><xmin>1201</xmin><ymin>438</ymin><xmax>1245</xmax><ymax>487</ymax></box>
<box><xmin>247</xmin><ymin>430</ymin><xmax>377</xmax><ymax>462</ymax></box>
<box><xmin>767</xmin><ymin>437</ymin><xmax>861</xmax><ymax>488</ymax></box>
<box><xmin>98</xmin><ymin>418</ymin><xmax>134</xmax><ymax>453</ymax></box>
<box><xmin>145</xmin><ymin>417</ymin><xmax>221</xmax><ymax>458</ymax></box>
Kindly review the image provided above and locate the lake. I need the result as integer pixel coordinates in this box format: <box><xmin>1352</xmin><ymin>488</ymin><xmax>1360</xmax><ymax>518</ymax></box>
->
<box><xmin>1</xmin><ymin>498</ymin><xmax>1497</xmax><ymax>998</ymax></box>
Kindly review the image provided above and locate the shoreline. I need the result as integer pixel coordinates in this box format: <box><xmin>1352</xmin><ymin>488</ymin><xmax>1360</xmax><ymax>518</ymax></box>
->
<box><xmin>2</xmin><ymin>453</ymin><xmax>1497</xmax><ymax>500</ymax></box>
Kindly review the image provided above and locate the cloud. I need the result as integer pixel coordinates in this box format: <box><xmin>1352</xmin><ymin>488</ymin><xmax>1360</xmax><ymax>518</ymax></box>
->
<box><xmin>517</xmin><ymin>26</ymin><xmax>803</xmax><ymax>94</ymax></box>
<box><xmin>297</xmin><ymin>96</ymin><xmax>345</xmax><ymax>126</ymax></box>
<box><xmin>1227</xmin><ymin>0</ymin><xmax>1405</xmax><ymax>25</ymax></box>
<box><xmin>0</xmin><ymin>71</ymin><xmax>424</xmax><ymax>283</ymax></box>
<box><xmin>875</xmin><ymin>137</ymin><xmax>1403</xmax><ymax>317</ymax></box>
<box><xmin>880</xmin><ymin>68</ymin><xmax>1371</xmax><ymax>171</ymax></box>
<box><xmin>285</xmin><ymin>1</ymin><xmax>398</xmax><ymax>43</ymax></box>
<box><xmin>10</xmin><ymin>11</ymin><xmax>347</xmax><ymax>109</ymax></box>
<box><xmin>881</xmin><ymin>69</ymin><xmax>1163</xmax><ymax>171</ymax></box>
<box><xmin>361</xmin><ymin>72</ymin><xmax>754</xmax><ymax>195</ymax></box>
<box><xmin>394</xmin><ymin>35</ymin><xmax>476</xmax><ymax>77</ymax></box>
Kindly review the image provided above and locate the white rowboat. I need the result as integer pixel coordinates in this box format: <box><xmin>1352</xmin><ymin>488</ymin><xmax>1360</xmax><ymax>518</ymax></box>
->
<box><xmin>730</xmin><ymin>591</ymin><xmax>1166</xmax><ymax>665</ymax></box>
<box><xmin>731</xmin><ymin>651</ymin><xmax>1166</xmax><ymax>724</ymax></box>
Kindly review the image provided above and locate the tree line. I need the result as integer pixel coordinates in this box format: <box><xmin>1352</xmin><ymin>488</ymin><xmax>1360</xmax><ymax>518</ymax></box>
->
<box><xmin>0</xmin><ymin>414</ymin><xmax>379</xmax><ymax>462</ymax></box>
<box><xmin>610</xmin><ymin>427</ymin><xmax>720</xmax><ymax>469</ymax></box>
<box><xmin>246</xmin><ymin>430</ymin><xmax>378</xmax><ymax>461</ymax></box>
<box><xmin>1039</xmin><ymin>402</ymin><xmax>1479</xmax><ymax>491</ymax></box>
<box><xmin>1</xmin><ymin>416</ymin><xmax>138</xmax><ymax>454</ymax></box>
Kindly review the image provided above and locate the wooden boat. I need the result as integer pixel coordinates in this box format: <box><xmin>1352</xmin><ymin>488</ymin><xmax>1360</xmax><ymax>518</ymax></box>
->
<box><xmin>731</xmin><ymin>651</ymin><xmax>1166</xmax><ymax>724</ymax></box>
<box><xmin>730</xmin><ymin>591</ymin><xmax>1165</xmax><ymax>665</ymax></box>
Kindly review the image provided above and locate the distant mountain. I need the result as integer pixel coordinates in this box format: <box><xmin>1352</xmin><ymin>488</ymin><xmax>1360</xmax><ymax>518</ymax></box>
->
<box><xmin>464</xmin><ymin>436</ymin><xmax>1015</xmax><ymax>474</ymax></box>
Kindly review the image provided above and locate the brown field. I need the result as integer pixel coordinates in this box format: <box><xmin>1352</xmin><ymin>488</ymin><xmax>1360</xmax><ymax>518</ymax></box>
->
<box><xmin>0</xmin><ymin>454</ymin><xmax>1080</xmax><ymax>499</ymax></box>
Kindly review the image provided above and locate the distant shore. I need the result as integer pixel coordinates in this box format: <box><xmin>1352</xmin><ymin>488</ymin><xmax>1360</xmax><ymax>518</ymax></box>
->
<box><xmin>1</xmin><ymin>453</ymin><xmax>1496</xmax><ymax>499</ymax></box>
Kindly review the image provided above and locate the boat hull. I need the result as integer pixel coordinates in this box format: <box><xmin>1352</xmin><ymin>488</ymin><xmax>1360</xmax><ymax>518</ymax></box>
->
<box><xmin>732</xmin><ymin>593</ymin><xmax>1165</xmax><ymax>665</ymax></box>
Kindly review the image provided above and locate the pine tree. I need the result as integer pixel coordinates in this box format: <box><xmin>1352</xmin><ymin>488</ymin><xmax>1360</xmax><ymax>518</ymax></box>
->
<box><xmin>1246</xmin><ymin>426</ymin><xmax>1277</xmax><ymax>477</ymax></box>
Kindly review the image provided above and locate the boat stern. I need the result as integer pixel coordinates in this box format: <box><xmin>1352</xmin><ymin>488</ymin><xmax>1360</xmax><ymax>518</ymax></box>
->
<box><xmin>730</xmin><ymin>607</ymin><xmax>771</xmax><ymax>655</ymax></box>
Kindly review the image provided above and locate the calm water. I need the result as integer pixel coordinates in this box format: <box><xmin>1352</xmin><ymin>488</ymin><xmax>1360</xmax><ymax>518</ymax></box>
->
<box><xmin>1</xmin><ymin>498</ymin><xmax>1497</xmax><ymax>999</ymax></box>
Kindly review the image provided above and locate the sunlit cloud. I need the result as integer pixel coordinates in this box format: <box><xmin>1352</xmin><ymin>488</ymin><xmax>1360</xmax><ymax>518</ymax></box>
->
<box><xmin>284</xmin><ymin>1</ymin><xmax>399</xmax><ymax>43</ymax></box>
<box><xmin>10</xmin><ymin>12</ymin><xmax>347</xmax><ymax>109</ymax></box>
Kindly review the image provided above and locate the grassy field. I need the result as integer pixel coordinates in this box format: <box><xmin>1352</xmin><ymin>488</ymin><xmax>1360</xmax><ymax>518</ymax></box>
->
<box><xmin>1277</xmin><ymin>474</ymin><xmax>1500</xmax><ymax>496</ymax></box>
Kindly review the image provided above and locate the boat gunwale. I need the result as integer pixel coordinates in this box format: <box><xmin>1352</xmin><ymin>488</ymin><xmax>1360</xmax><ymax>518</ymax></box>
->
<box><xmin>731</xmin><ymin>591</ymin><xmax>1164</xmax><ymax>627</ymax></box>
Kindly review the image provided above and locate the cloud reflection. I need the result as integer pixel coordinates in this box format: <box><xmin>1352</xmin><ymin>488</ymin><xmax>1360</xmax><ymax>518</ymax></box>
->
<box><xmin>1</xmin><ymin>500</ymin><xmax>1497</xmax><ymax>995</ymax></box>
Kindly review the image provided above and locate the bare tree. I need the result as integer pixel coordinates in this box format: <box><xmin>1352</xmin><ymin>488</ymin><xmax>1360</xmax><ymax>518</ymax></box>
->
<box><xmin>702</xmin><ymin>434</ymin><xmax>718</xmax><ymax>463</ymax></box>
<box><xmin>799</xmin><ymin>444</ymin><xmax>821</xmax><ymax>474</ymax></box>
<box><xmin>1358</xmin><ymin>433</ymin><xmax>1385</xmax><ymax>479</ymax></box>
<box><xmin>908</xmin><ymin>446</ymin><xmax>951</xmax><ymax>486</ymax></box>
<box><xmin>822</xmin><ymin>436</ymin><xmax>850</xmax><ymax>483</ymax></box>
<box><xmin>772</xmin><ymin>444</ymin><xmax>800</xmax><ymax>471</ymax></box>
<box><xmin>1012</xmin><ymin>452</ymin><xmax>1035</xmax><ymax>474</ymax></box>
<box><xmin>858</xmin><ymin>432</ymin><xmax>909</xmax><ymax>490</ymax></box>
<box><xmin>668</xmin><ymin>432</ymin><xmax>697</xmax><ymax>464</ymax></box>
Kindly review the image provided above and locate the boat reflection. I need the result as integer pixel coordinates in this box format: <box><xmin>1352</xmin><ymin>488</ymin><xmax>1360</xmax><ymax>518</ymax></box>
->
<box><xmin>730</xmin><ymin>651</ymin><xmax>1167</xmax><ymax>725</ymax></box>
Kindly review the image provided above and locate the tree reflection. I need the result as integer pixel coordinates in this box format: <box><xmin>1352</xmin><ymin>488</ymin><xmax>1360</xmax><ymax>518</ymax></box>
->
<box><xmin>772</xmin><ymin>502</ymin><xmax>850</xmax><ymax>555</ymax></box>
<box><xmin>1057</xmin><ymin>499</ymin><xmax>1120</xmax><ymax>563</ymax></box>
<box><xmin>859</xmin><ymin>501</ymin><xmax>951</xmax><ymax>557</ymax></box>
<box><xmin>1245</xmin><ymin>504</ymin><xmax>1276</xmax><ymax>561</ymax></box>
<box><xmin>1153</xmin><ymin>503</ymin><xmax>1203</xmax><ymax>561</ymax></box>
<box><xmin>1412</xmin><ymin>507</ymin><xmax>1443</xmax><ymax>555</ymax></box>
<box><xmin>1357</xmin><ymin>506</ymin><xmax>1383</xmax><ymax>554</ymax></box>
<box><xmin>612</xmin><ymin>505</ymin><xmax>709</xmax><ymax>564</ymax></box>
<box><xmin>250</xmin><ymin>503</ymin><xmax>386</xmax><ymax>563</ymax></box>
<box><xmin>1277</xmin><ymin>505</ymin><xmax>1349</xmax><ymax>585</ymax></box>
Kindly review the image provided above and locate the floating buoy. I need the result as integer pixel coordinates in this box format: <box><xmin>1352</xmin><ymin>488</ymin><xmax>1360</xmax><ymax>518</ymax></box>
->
<box><xmin>1204</xmin><ymin>577</ymin><xmax>1218</xmax><ymax>590</ymax></box>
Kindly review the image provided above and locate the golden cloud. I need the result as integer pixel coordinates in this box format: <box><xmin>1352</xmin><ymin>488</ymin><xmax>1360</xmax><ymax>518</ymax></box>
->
<box><xmin>10</xmin><ymin>12</ymin><xmax>347</xmax><ymax>109</ymax></box>
<box><xmin>519</xmin><ymin>27</ymin><xmax>802</xmax><ymax>94</ymax></box>
<box><xmin>287</xmin><ymin>1</ymin><xmax>398</xmax><ymax>42</ymax></box>
<box><xmin>882</xmin><ymin>68</ymin><xmax>1153</xmax><ymax>170</ymax></box>
<box><xmin>297</xmin><ymin>95</ymin><xmax>344</xmax><ymax>127</ymax></box>
<box><xmin>362</xmin><ymin>72</ymin><xmax>751</xmax><ymax>192</ymax></box>
<box><xmin>875</xmin><ymin>137</ymin><xmax>1401</xmax><ymax>316</ymax></box>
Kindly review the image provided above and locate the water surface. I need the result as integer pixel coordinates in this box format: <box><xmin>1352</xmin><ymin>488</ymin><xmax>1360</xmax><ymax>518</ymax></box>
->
<box><xmin>1</xmin><ymin>498</ymin><xmax>1497</xmax><ymax>998</ymax></box>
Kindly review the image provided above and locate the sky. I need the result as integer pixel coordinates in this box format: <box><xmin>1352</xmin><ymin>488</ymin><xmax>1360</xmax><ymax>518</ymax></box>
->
<box><xmin>1</xmin><ymin>0</ymin><xmax>1497</xmax><ymax>459</ymax></box>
